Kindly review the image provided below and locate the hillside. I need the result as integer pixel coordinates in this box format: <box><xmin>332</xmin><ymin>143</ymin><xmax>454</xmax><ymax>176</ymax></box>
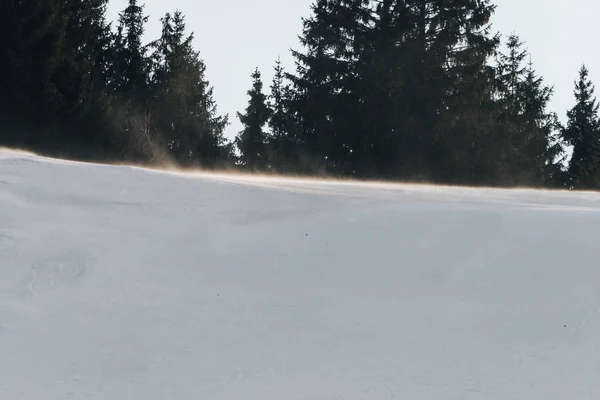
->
<box><xmin>1</xmin><ymin>149</ymin><xmax>600</xmax><ymax>399</ymax></box>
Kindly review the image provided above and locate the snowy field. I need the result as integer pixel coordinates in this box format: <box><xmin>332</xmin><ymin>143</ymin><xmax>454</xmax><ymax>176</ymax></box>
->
<box><xmin>2</xmin><ymin>148</ymin><xmax>600</xmax><ymax>399</ymax></box>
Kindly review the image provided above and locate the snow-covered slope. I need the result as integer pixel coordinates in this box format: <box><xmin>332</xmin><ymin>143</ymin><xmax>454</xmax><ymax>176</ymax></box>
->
<box><xmin>2</xmin><ymin>149</ymin><xmax>600</xmax><ymax>399</ymax></box>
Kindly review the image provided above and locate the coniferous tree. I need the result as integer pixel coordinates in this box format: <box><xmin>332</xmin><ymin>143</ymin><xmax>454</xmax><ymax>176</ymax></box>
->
<box><xmin>354</xmin><ymin>0</ymin><xmax>413</xmax><ymax>177</ymax></box>
<box><xmin>54</xmin><ymin>0</ymin><xmax>116</xmax><ymax>157</ymax></box>
<box><xmin>269</xmin><ymin>58</ymin><xmax>287</xmax><ymax>144</ymax></box>
<box><xmin>287</xmin><ymin>0</ymin><xmax>500</xmax><ymax>182</ymax></box>
<box><xmin>111</xmin><ymin>0</ymin><xmax>150</xmax><ymax>99</ymax></box>
<box><xmin>148</xmin><ymin>11</ymin><xmax>188</xmax><ymax>162</ymax></box>
<box><xmin>267</xmin><ymin>57</ymin><xmax>297</xmax><ymax>171</ymax></box>
<box><xmin>414</xmin><ymin>0</ymin><xmax>499</xmax><ymax>184</ymax></box>
<box><xmin>287</xmin><ymin>0</ymin><xmax>372</xmax><ymax>175</ymax></box>
<box><xmin>496</xmin><ymin>35</ymin><xmax>528</xmax><ymax>116</ymax></box>
<box><xmin>108</xmin><ymin>0</ymin><xmax>152</xmax><ymax>160</ymax></box>
<box><xmin>0</xmin><ymin>0</ymin><xmax>66</xmax><ymax>148</ymax></box>
<box><xmin>351</xmin><ymin>0</ymin><xmax>501</xmax><ymax>182</ymax></box>
<box><xmin>561</xmin><ymin>65</ymin><xmax>600</xmax><ymax>189</ymax></box>
<box><xmin>519</xmin><ymin>60</ymin><xmax>565</xmax><ymax>186</ymax></box>
<box><xmin>0</xmin><ymin>0</ymin><xmax>114</xmax><ymax>158</ymax></box>
<box><xmin>57</xmin><ymin>0</ymin><xmax>111</xmax><ymax>114</ymax></box>
<box><xmin>149</xmin><ymin>11</ymin><xmax>231</xmax><ymax>167</ymax></box>
<box><xmin>493</xmin><ymin>34</ymin><xmax>563</xmax><ymax>186</ymax></box>
<box><xmin>493</xmin><ymin>33</ymin><xmax>530</xmax><ymax>182</ymax></box>
<box><xmin>236</xmin><ymin>68</ymin><xmax>271</xmax><ymax>170</ymax></box>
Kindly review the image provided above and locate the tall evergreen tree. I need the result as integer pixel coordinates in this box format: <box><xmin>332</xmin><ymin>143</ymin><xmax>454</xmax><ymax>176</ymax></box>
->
<box><xmin>519</xmin><ymin>59</ymin><xmax>565</xmax><ymax>186</ymax></box>
<box><xmin>107</xmin><ymin>0</ymin><xmax>153</xmax><ymax>160</ymax></box>
<box><xmin>410</xmin><ymin>0</ymin><xmax>499</xmax><ymax>183</ymax></box>
<box><xmin>286</xmin><ymin>0</ymin><xmax>501</xmax><ymax>181</ymax></box>
<box><xmin>0</xmin><ymin>0</ymin><xmax>66</xmax><ymax>147</ymax></box>
<box><xmin>493</xmin><ymin>34</ymin><xmax>563</xmax><ymax>186</ymax></box>
<box><xmin>287</xmin><ymin>0</ymin><xmax>372</xmax><ymax>175</ymax></box>
<box><xmin>493</xmin><ymin>33</ymin><xmax>529</xmax><ymax>181</ymax></box>
<box><xmin>111</xmin><ymin>0</ymin><xmax>150</xmax><ymax>99</ymax></box>
<box><xmin>0</xmin><ymin>0</ymin><xmax>114</xmax><ymax>158</ymax></box>
<box><xmin>53</xmin><ymin>0</ymin><xmax>117</xmax><ymax>157</ymax></box>
<box><xmin>148</xmin><ymin>11</ymin><xmax>231</xmax><ymax>167</ymax></box>
<box><xmin>267</xmin><ymin>57</ymin><xmax>297</xmax><ymax>171</ymax></box>
<box><xmin>353</xmin><ymin>0</ymin><xmax>413</xmax><ymax>177</ymax></box>
<box><xmin>496</xmin><ymin>34</ymin><xmax>528</xmax><ymax>115</ymax></box>
<box><xmin>56</xmin><ymin>0</ymin><xmax>111</xmax><ymax>113</ymax></box>
<box><xmin>236</xmin><ymin>68</ymin><xmax>271</xmax><ymax>170</ymax></box>
<box><xmin>358</xmin><ymin>0</ymin><xmax>500</xmax><ymax>182</ymax></box>
<box><xmin>269</xmin><ymin>58</ymin><xmax>288</xmax><ymax>143</ymax></box>
<box><xmin>561</xmin><ymin>65</ymin><xmax>600</xmax><ymax>189</ymax></box>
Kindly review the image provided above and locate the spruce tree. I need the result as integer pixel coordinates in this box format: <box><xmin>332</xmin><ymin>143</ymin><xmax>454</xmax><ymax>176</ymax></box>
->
<box><xmin>287</xmin><ymin>0</ymin><xmax>500</xmax><ymax>181</ymax></box>
<box><xmin>561</xmin><ymin>65</ymin><xmax>600</xmax><ymax>189</ymax></box>
<box><xmin>0</xmin><ymin>0</ymin><xmax>66</xmax><ymax>148</ymax></box>
<box><xmin>493</xmin><ymin>34</ymin><xmax>563</xmax><ymax>186</ymax></box>
<box><xmin>287</xmin><ymin>0</ymin><xmax>372</xmax><ymax>175</ymax></box>
<box><xmin>267</xmin><ymin>57</ymin><xmax>297</xmax><ymax>171</ymax></box>
<box><xmin>149</xmin><ymin>11</ymin><xmax>231</xmax><ymax>167</ymax></box>
<box><xmin>112</xmin><ymin>0</ymin><xmax>150</xmax><ymax>100</ymax></box>
<box><xmin>57</xmin><ymin>0</ymin><xmax>111</xmax><ymax>112</ymax></box>
<box><xmin>493</xmin><ymin>33</ymin><xmax>530</xmax><ymax>182</ymax></box>
<box><xmin>365</xmin><ymin>0</ymin><xmax>500</xmax><ymax>182</ymax></box>
<box><xmin>107</xmin><ymin>0</ymin><xmax>153</xmax><ymax>160</ymax></box>
<box><xmin>269</xmin><ymin>58</ymin><xmax>287</xmax><ymax>143</ymax></box>
<box><xmin>496</xmin><ymin>34</ymin><xmax>528</xmax><ymax>116</ymax></box>
<box><xmin>519</xmin><ymin>60</ymin><xmax>564</xmax><ymax>186</ymax></box>
<box><xmin>236</xmin><ymin>68</ymin><xmax>271</xmax><ymax>170</ymax></box>
<box><xmin>54</xmin><ymin>0</ymin><xmax>116</xmax><ymax>158</ymax></box>
<box><xmin>356</xmin><ymin>0</ymin><xmax>413</xmax><ymax>177</ymax></box>
<box><xmin>0</xmin><ymin>0</ymin><xmax>130</xmax><ymax>160</ymax></box>
<box><xmin>415</xmin><ymin>0</ymin><xmax>499</xmax><ymax>184</ymax></box>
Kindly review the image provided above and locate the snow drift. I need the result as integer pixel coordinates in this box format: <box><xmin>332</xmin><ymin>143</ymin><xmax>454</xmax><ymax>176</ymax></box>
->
<box><xmin>1</xmin><ymin>149</ymin><xmax>600</xmax><ymax>399</ymax></box>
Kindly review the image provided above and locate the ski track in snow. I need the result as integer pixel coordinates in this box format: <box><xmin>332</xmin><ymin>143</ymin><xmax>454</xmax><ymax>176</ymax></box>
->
<box><xmin>1</xmin><ymin>149</ymin><xmax>600</xmax><ymax>399</ymax></box>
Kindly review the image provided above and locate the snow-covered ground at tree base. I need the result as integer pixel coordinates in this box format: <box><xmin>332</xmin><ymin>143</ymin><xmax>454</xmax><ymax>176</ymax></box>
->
<box><xmin>1</xmin><ymin>148</ymin><xmax>600</xmax><ymax>399</ymax></box>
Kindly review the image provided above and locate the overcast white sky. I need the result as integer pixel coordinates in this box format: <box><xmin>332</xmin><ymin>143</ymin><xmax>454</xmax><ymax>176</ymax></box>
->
<box><xmin>106</xmin><ymin>0</ymin><xmax>600</xmax><ymax>140</ymax></box>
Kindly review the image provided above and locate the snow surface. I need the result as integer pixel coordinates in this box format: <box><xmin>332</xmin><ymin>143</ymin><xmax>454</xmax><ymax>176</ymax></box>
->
<box><xmin>2</xmin><ymin>149</ymin><xmax>600</xmax><ymax>399</ymax></box>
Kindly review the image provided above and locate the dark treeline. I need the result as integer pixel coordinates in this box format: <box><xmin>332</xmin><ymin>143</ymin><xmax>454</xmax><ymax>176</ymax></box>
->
<box><xmin>0</xmin><ymin>0</ymin><xmax>232</xmax><ymax>167</ymax></box>
<box><xmin>2</xmin><ymin>0</ymin><xmax>600</xmax><ymax>189</ymax></box>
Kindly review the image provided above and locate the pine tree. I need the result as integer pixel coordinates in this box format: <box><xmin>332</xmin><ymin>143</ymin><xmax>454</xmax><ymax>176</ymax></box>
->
<box><xmin>148</xmin><ymin>11</ymin><xmax>231</xmax><ymax>167</ymax></box>
<box><xmin>269</xmin><ymin>58</ymin><xmax>287</xmax><ymax>143</ymax></box>
<box><xmin>354</xmin><ymin>0</ymin><xmax>413</xmax><ymax>177</ymax></box>
<box><xmin>56</xmin><ymin>0</ymin><xmax>111</xmax><ymax>112</ymax></box>
<box><xmin>413</xmin><ymin>0</ymin><xmax>499</xmax><ymax>184</ymax></box>
<box><xmin>53</xmin><ymin>0</ymin><xmax>117</xmax><ymax>158</ymax></box>
<box><xmin>493</xmin><ymin>34</ymin><xmax>529</xmax><ymax>182</ymax></box>
<box><xmin>112</xmin><ymin>0</ymin><xmax>150</xmax><ymax>99</ymax></box>
<box><xmin>266</xmin><ymin>57</ymin><xmax>296</xmax><ymax>171</ymax></box>
<box><xmin>285</xmin><ymin>0</ymin><xmax>502</xmax><ymax>181</ymax></box>
<box><xmin>287</xmin><ymin>0</ymin><xmax>372</xmax><ymax>175</ymax></box>
<box><xmin>236</xmin><ymin>68</ymin><xmax>271</xmax><ymax>170</ymax></box>
<box><xmin>561</xmin><ymin>65</ymin><xmax>600</xmax><ymax>189</ymax></box>
<box><xmin>496</xmin><ymin>34</ymin><xmax>528</xmax><ymax>115</ymax></box>
<box><xmin>519</xmin><ymin>59</ymin><xmax>564</xmax><ymax>186</ymax></box>
<box><xmin>354</xmin><ymin>0</ymin><xmax>499</xmax><ymax>182</ymax></box>
<box><xmin>0</xmin><ymin>0</ymin><xmax>66</xmax><ymax>148</ymax></box>
<box><xmin>492</xmin><ymin>34</ymin><xmax>563</xmax><ymax>186</ymax></box>
<box><xmin>0</xmin><ymin>0</ymin><xmax>134</xmax><ymax>160</ymax></box>
<box><xmin>107</xmin><ymin>0</ymin><xmax>153</xmax><ymax>160</ymax></box>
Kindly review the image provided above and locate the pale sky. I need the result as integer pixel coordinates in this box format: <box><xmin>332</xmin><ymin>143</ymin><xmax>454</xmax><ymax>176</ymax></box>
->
<box><xmin>107</xmin><ymin>0</ymin><xmax>600</xmax><ymax>141</ymax></box>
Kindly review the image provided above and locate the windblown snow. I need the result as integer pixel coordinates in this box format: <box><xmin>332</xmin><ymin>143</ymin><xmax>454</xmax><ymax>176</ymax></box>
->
<box><xmin>1</xmin><ymin>149</ymin><xmax>600</xmax><ymax>399</ymax></box>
